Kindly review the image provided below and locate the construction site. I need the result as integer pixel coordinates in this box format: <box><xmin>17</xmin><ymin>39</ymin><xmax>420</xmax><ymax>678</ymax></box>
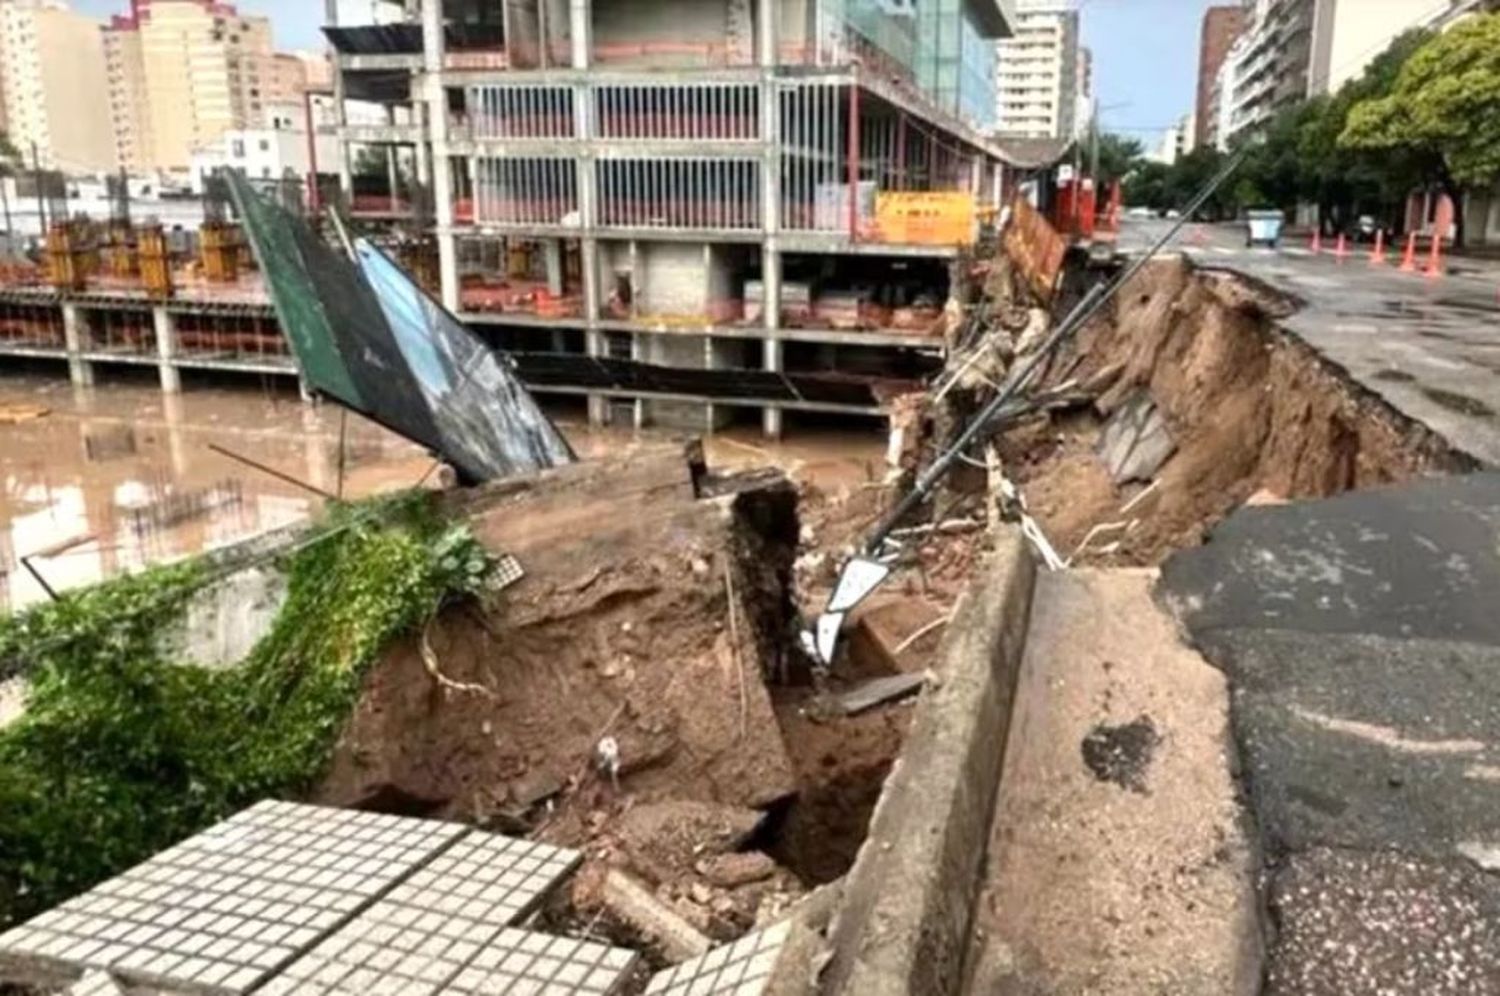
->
<box><xmin>2</xmin><ymin>2</ymin><xmax>1499</xmax><ymax>996</ymax></box>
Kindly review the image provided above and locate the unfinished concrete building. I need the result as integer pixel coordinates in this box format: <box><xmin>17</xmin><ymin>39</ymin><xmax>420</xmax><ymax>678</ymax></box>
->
<box><xmin>324</xmin><ymin>0</ymin><xmax>1017</xmax><ymax>437</ymax></box>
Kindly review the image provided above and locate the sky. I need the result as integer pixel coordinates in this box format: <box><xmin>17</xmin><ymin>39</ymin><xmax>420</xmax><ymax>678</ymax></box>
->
<box><xmin>72</xmin><ymin>0</ymin><xmax>334</xmax><ymax>50</ymax></box>
<box><xmin>1079</xmin><ymin>0</ymin><xmax>1224</xmax><ymax>152</ymax></box>
<box><xmin>69</xmin><ymin>0</ymin><xmax>1217</xmax><ymax>148</ymax></box>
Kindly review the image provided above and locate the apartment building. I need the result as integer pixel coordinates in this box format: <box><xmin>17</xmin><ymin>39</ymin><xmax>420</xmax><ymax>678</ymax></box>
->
<box><xmin>0</xmin><ymin>0</ymin><xmax>116</xmax><ymax>172</ymax></box>
<box><xmin>1218</xmin><ymin>0</ymin><xmax>1436</xmax><ymax>146</ymax></box>
<box><xmin>1195</xmin><ymin>5</ymin><xmax>1246</xmax><ymax>150</ymax></box>
<box><xmin>994</xmin><ymin>0</ymin><xmax>1079</xmax><ymax>140</ymax></box>
<box><xmin>104</xmin><ymin>0</ymin><xmax>276</xmax><ymax>174</ymax></box>
<box><xmin>326</xmin><ymin>0</ymin><xmax>1015</xmax><ymax>439</ymax></box>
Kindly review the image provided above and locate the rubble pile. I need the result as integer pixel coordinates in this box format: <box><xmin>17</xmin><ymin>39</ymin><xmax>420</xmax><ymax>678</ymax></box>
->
<box><xmin>311</xmin><ymin>439</ymin><xmax>988</xmax><ymax>968</ymax></box>
<box><xmin>948</xmin><ymin>253</ymin><xmax>1468</xmax><ymax>566</ymax></box>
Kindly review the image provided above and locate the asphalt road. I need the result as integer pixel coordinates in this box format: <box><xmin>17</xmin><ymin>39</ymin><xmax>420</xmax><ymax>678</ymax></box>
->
<box><xmin>1117</xmin><ymin>219</ymin><xmax>1500</xmax><ymax>467</ymax></box>
<box><xmin>1159</xmin><ymin>473</ymin><xmax>1500</xmax><ymax>994</ymax></box>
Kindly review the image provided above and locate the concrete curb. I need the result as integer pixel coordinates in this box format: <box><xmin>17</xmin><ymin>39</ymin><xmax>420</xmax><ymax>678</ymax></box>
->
<box><xmin>816</xmin><ymin>526</ymin><xmax>1038</xmax><ymax>996</ymax></box>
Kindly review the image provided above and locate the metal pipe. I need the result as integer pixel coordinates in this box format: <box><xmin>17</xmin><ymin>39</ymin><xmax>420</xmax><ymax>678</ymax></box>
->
<box><xmin>861</xmin><ymin>147</ymin><xmax>1249</xmax><ymax>554</ymax></box>
<box><xmin>208</xmin><ymin>442</ymin><xmax>339</xmax><ymax>501</ymax></box>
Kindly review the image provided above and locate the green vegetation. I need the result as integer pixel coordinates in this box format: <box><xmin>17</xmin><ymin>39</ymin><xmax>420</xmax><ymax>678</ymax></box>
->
<box><xmin>1117</xmin><ymin>15</ymin><xmax>1500</xmax><ymax>245</ymax></box>
<box><xmin>0</xmin><ymin>493</ymin><xmax>492</xmax><ymax>927</ymax></box>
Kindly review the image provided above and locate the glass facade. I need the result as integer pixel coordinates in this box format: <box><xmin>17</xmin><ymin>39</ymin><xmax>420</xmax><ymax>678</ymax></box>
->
<box><xmin>836</xmin><ymin>0</ymin><xmax>1000</xmax><ymax>130</ymax></box>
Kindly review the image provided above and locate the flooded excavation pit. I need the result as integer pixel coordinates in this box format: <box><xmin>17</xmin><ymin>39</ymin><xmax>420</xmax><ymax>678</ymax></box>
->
<box><xmin>310</xmin><ymin>440</ymin><xmax>936</xmax><ymax>967</ymax></box>
<box><xmin>984</xmin><ymin>255</ymin><xmax>1473</xmax><ymax>566</ymax></box>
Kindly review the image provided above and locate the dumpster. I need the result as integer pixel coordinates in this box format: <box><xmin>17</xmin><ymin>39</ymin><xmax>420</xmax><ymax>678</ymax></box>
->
<box><xmin>1246</xmin><ymin>209</ymin><xmax>1284</xmax><ymax>247</ymax></box>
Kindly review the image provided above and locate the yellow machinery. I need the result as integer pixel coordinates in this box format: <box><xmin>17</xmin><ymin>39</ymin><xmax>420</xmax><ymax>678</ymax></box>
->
<box><xmin>45</xmin><ymin>221</ymin><xmax>94</xmax><ymax>292</ymax></box>
<box><xmin>199</xmin><ymin>220</ymin><xmax>243</xmax><ymax>283</ymax></box>
<box><xmin>398</xmin><ymin>237</ymin><xmax>441</xmax><ymax>296</ymax></box>
<box><xmin>138</xmin><ymin>224</ymin><xmax>174</xmax><ymax>300</ymax></box>
<box><xmin>104</xmin><ymin>221</ymin><xmax>138</xmax><ymax>279</ymax></box>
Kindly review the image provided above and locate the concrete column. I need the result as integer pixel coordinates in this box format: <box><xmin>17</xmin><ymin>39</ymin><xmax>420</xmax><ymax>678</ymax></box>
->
<box><xmin>757</xmin><ymin>0</ymin><xmax>779</xmax><ymax>67</ymax></box>
<box><xmin>543</xmin><ymin>240</ymin><xmax>564</xmax><ymax>295</ymax></box>
<box><xmin>153</xmin><ymin>306</ymin><xmax>180</xmax><ymax>394</ymax></box>
<box><xmin>761</xmin><ymin>245</ymin><xmax>783</xmax><ymax>439</ymax></box>
<box><xmin>758</xmin><ymin>0</ymin><xmax>781</xmax><ymax>440</ymax></box>
<box><xmin>585</xmin><ymin>327</ymin><xmax>609</xmax><ymax>423</ymax></box>
<box><xmin>327</xmin><ymin>1</ymin><xmax>353</xmax><ymax>204</ymax></box>
<box><xmin>570</xmin><ymin>0</ymin><xmax>592</xmax><ymax>69</ymax></box>
<box><xmin>414</xmin><ymin>102</ymin><xmax>432</xmax><ymax>188</ymax></box>
<box><xmin>421</xmin><ymin>0</ymin><xmax>460</xmax><ymax>311</ymax></box>
<box><xmin>61</xmin><ymin>303</ymin><xmax>94</xmax><ymax>387</ymax></box>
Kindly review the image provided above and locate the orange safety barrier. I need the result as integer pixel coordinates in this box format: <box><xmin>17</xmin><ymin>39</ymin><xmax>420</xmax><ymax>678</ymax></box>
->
<box><xmin>1003</xmin><ymin>197</ymin><xmax>1067</xmax><ymax>303</ymax></box>
<box><xmin>1334</xmin><ymin>233</ymin><xmax>1348</xmax><ymax>260</ymax></box>
<box><xmin>1310</xmin><ymin>228</ymin><xmax>1322</xmax><ymax>254</ymax></box>
<box><xmin>874</xmin><ymin>192</ymin><xmax>976</xmax><ymax>246</ymax></box>
<box><xmin>1399</xmin><ymin>232</ymin><xmax>1418</xmax><ymax>272</ymax></box>
<box><xmin>1370</xmin><ymin>229</ymin><xmax>1386</xmax><ymax>265</ymax></box>
<box><xmin>1426</xmin><ymin>231</ymin><xmax>1444</xmax><ymax>278</ymax></box>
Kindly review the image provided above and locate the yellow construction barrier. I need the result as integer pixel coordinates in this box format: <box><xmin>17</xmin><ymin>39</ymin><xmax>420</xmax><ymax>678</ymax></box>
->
<box><xmin>875</xmin><ymin>191</ymin><xmax>977</xmax><ymax>246</ymax></box>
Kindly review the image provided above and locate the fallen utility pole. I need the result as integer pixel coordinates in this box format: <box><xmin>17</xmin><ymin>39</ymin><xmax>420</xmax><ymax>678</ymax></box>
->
<box><xmin>806</xmin><ymin>149</ymin><xmax>1249</xmax><ymax>665</ymax></box>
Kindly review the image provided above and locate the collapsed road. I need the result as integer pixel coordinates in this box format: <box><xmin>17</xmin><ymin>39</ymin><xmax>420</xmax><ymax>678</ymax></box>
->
<box><xmin>3</xmin><ymin>182</ymin><xmax>1500</xmax><ymax>995</ymax></box>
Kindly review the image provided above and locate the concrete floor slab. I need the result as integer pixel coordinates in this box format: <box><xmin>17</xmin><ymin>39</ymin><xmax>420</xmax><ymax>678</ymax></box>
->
<box><xmin>964</xmin><ymin>569</ymin><xmax>1260</xmax><ymax>996</ymax></box>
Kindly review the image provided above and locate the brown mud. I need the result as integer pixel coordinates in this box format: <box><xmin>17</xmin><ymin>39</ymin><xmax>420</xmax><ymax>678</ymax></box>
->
<box><xmin>999</xmin><ymin>256</ymin><xmax>1469</xmax><ymax>565</ymax></box>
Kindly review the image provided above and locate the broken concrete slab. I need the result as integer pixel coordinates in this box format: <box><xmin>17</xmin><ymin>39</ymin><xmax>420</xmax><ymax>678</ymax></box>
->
<box><xmin>821</xmin><ymin>527</ymin><xmax>1037</xmax><ymax>996</ymax></box>
<box><xmin>1096</xmin><ymin>389</ymin><xmax>1176</xmax><ymax>485</ymax></box>
<box><xmin>836</xmin><ymin>674</ymin><xmax>926</xmax><ymax>716</ymax></box>
<box><xmin>601</xmin><ymin>869</ymin><xmax>713</xmax><ymax>964</ymax></box>
<box><xmin>965</xmin><ymin>570</ymin><xmax>1260</xmax><ymax>996</ymax></box>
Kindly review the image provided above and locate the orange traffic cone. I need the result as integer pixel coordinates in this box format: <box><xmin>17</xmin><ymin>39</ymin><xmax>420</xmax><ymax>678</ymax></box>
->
<box><xmin>1399</xmin><ymin>232</ymin><xmax>1418</xmax><ymax>272</ymax></box>
<box><xmin>1335</xmin><ymin>233</ymin><xmax>1348</xmax><ymax>260</ymax></box>
<box><xmin>1426</xmin><ymin>231</ymin><xmax>1444</xmax><ymax>278</ymax></box>
<box><xmin>1310</xmin><ymin>228</ymin><xmax>1322</xmax><ymax>254</ymax></box>
<box><xmin>1369</xmin><ymin>229</ymin><xmax>1386</xmax><ymax>265</ymax></box>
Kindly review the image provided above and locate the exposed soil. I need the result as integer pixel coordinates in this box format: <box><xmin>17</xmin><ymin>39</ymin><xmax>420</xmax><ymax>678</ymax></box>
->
<box><xmin>310</xmin><ymin>442</ymin><xmax>977</xmax><ymax>958</ymax></box>
<box><xmin>995</xmin><ymin>257</ymin><xmax>1469</xmax><ymax>565</ymax></box>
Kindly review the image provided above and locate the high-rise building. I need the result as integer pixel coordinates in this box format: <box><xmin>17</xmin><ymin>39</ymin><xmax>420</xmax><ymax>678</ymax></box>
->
<box><xmin>1220</xmin><ymin>0</ymin><xmax>1437</xmax><ymax>147</ymax></box>
<box><xmin>0</xmin><ymin>0</ymin><xmax>116</xmax><ymax>172</ymax></box>
<box><xmin>104</xmin><ymin>0</ymin><xmax>275</xmax><ymax>174</ymax></box>
<box><xmin>1073</xmin><ymin>44</ymin><xmax>1094</xmax><ymax>141</ymax></box>
<box><xmin>326</xmin><ymin>0</ymin><xmax>1017</xmax><ymax>439</ymax></box>
<box><xmin>994</xmin><ymin>0</ymin><xmax>1080</xmax><ymax>140</ymax></box>
<box><xmin>1195</xmin><ymin>5</ymin><xmax>1247</xmax><ymax>150</ymax></box>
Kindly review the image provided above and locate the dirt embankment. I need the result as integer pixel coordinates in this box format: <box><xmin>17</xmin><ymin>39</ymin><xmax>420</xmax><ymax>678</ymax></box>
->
<box><xmin>1002</xmin><ymin>256</ymin><xmax>1470</xmax><ymax>565</ymax></box>
<box><xmin>311</xmin><ymin>442</ymin><xmax>981</xmax><ymax>964</ymax></box>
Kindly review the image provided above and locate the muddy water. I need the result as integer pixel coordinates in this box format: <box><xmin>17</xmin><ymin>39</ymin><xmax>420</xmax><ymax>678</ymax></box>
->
<box><xmin>0</xmin><ymin>376</ymin><xmax>432</xmax><ymax>613</ymax></box>
<box><xmin>0</xmin><ymin>376</ymin><xmax>886</xmax><ymax>613</ymax></box>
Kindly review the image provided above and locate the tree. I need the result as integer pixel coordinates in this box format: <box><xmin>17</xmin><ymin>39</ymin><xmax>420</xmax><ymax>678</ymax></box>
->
<box><xmin>1094</xmin><ymin>133</ymin><xmax>1145</xmax><ymax>186</ymax></box>
<box><xmin>1342</xmin><ymin>14</ymin><xmax>1500</xmax><ymax>246</ymax></box>
<box><xmin>1122</xmin><ymin>160</ymin><xmax>1169</xmax><ymax>211</ymax></box>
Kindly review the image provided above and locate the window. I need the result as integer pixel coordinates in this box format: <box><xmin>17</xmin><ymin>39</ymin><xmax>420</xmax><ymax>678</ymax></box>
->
<box><xmin>231</xmin><ymin>139</ymin><xmax>245</xmax><ymax>158</ymax></box>
<box><xmin>258</xmin><ymin>138</ymin><xmax>269</xmax><ymax>152</ymax></box>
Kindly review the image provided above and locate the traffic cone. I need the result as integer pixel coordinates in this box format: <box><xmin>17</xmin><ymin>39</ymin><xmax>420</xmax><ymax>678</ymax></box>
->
<box><xmin>1399</xmin><ymin>232</ymin><xmax>1418</xmax><ymax>272</ymax></box>
<box><xmin>1426</xmin><ymin>231</ymin><xmax>1444</xmax><ymax>278</ymax></box>
<box><xmin>1369</xmin><ymin>229</ymin><xmax>1386</xmax><ymax>265</ymax></box>
<box><xmin>1310</xmin><ymin>228</ymin><xmax>1322</xmax><ymax>254</ymax></box>
<box><xmin>1335</xmin><ymin>233</ymin><xmax>1348</xmax><ymax>260</ymax></box>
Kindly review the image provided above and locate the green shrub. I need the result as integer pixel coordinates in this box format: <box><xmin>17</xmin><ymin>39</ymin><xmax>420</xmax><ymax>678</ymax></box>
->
<box><xmin>0</xmin><ymin>492</ymin><xmax>491</xmax><ymax>926</ymax></box>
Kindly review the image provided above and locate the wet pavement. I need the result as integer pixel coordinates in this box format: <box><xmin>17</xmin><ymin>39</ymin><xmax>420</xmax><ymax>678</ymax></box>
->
<box><xmin>1158</xmin><ymin>474</ymin><xmax>1500</xmax><ymax>994</ymax></box>
<box><xmin>1117</xmin><ymin>220</ymin><xmax>1500</xmax><ymax>467</ymax></box>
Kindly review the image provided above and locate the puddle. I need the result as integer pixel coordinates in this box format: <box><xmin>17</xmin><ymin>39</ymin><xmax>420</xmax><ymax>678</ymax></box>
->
<box><xmin>1375</xmin><ymin>369</ymin><xmax>1418</xmax><ymax>383</ymax></box>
